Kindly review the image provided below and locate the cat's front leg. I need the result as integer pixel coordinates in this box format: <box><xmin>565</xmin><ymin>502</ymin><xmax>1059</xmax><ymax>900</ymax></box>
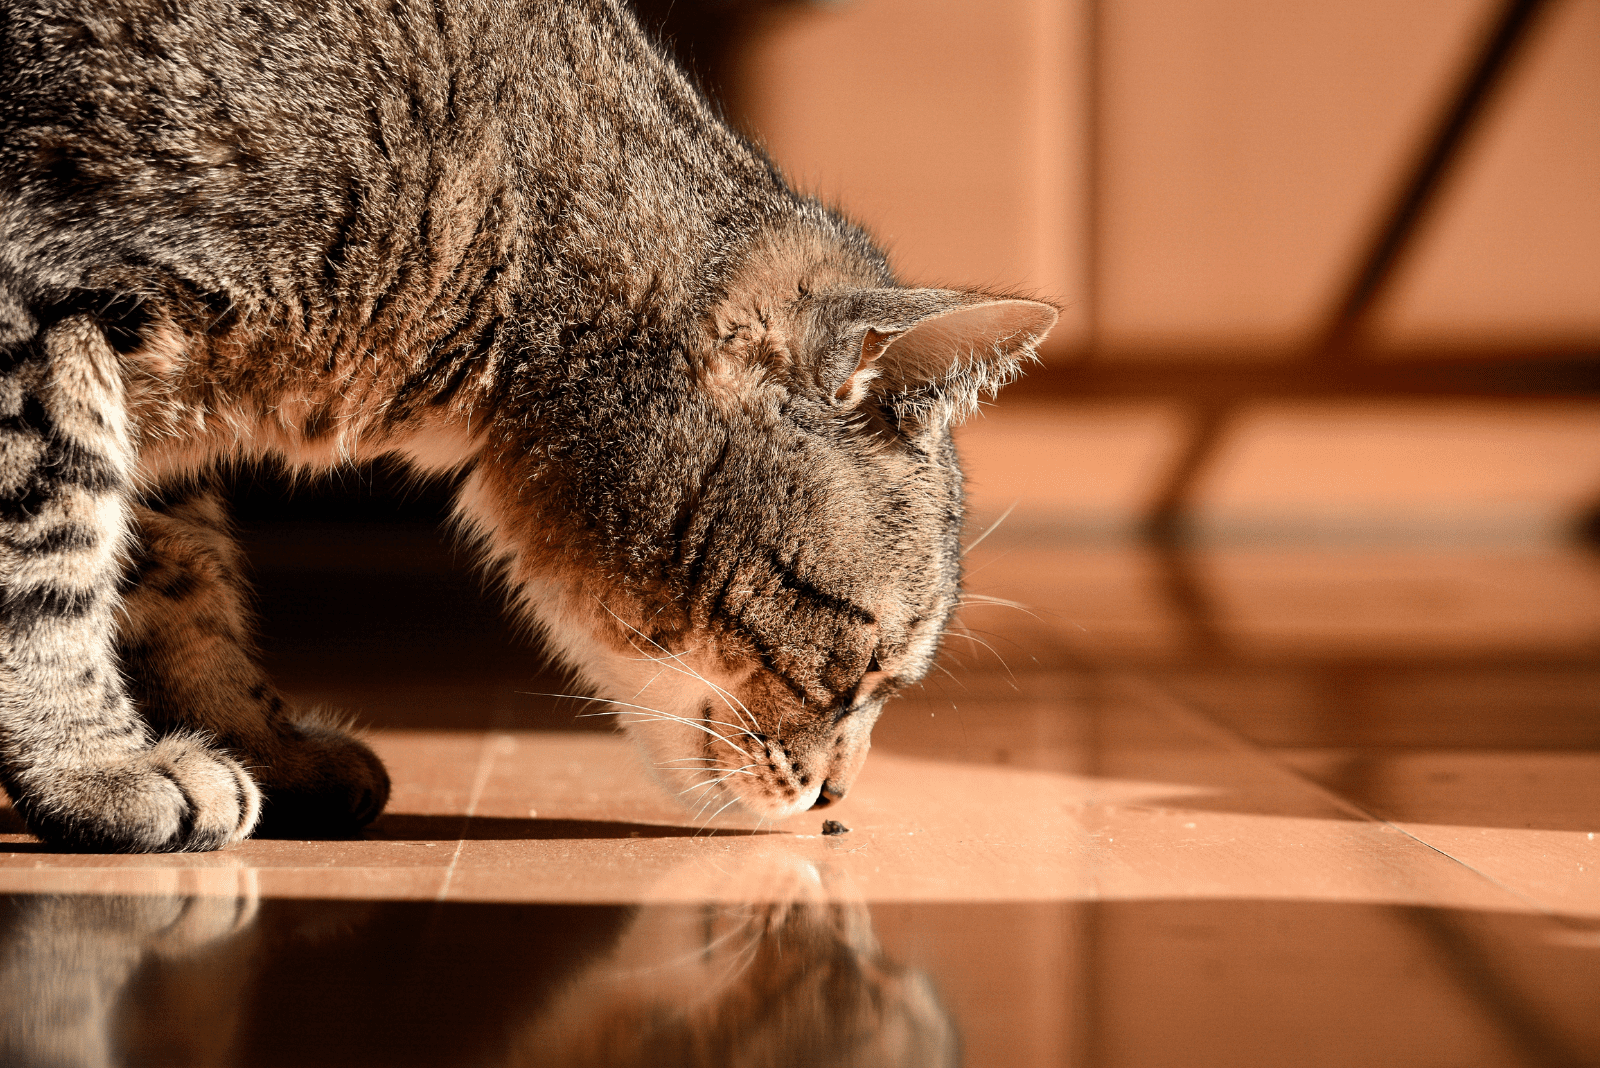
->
<box><xmin>121</xmin><ymin>489</ymin><xmax>390</xmax><ymax>836</ymax></box>
<box><xmin>0</xmin><ymin>315</ymin><xmax>259</xmax><ymax>851</ymax></box>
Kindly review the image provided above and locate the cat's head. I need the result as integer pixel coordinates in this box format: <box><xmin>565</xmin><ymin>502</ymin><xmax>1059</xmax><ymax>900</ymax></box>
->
<box><xmin>479</xmin><ymin>223</ymin><xmax>1056</xmax><ymax>822</ymax></box>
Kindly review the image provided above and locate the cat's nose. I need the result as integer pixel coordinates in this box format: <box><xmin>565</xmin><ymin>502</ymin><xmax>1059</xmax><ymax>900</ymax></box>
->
<box><xmin>810</xmin><ymin>781</ymin><xmax>846</xmax><ymax>809</ymax></box>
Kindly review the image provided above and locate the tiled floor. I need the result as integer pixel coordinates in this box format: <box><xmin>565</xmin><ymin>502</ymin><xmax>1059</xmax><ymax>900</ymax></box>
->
<box><xmin>1</xmin><ymin>527</ymin><xmax>1597</xmax><ymax>1067</ymax></box>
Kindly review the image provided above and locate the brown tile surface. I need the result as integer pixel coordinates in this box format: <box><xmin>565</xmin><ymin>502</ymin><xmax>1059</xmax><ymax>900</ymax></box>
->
<box><xmin>1279</xmin><ymin>748</ymin><xmax>1600</xmax><ymax>915</ymax></box>
<box><xmin>2</xmin><ymin>539</ymin><xmax>1598</xmax><ymax>1066</ymax></box>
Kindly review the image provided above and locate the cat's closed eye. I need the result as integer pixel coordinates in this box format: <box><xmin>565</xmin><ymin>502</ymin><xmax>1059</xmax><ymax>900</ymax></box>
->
<box><xmin>836</xmin><ymin>654</ymin><xmax>885</xmax><ymax>721</ymax></box>
<box><xmin>0</xmin><ymin>0</ymin><xmax>1055</xmax><ymax>849</ymax></box>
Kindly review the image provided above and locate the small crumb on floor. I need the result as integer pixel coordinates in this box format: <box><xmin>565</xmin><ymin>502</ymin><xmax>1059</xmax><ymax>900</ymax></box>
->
<box><xmin>822</xmin><ymin>820</ymin><xmax>850</xmax><ymax>836</ymax></box>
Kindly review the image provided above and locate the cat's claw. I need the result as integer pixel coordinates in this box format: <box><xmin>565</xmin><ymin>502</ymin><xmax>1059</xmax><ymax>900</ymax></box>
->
<box><xmin>17</xmin><ymin>736</ymin><xmax>261</xmax><ymax>853</ymax></box>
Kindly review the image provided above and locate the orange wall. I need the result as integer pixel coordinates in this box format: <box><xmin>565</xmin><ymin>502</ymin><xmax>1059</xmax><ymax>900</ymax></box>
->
<box><xmin>729</xmin><ymin>0</ymin><xmax>1600</xmax><ymax>355</ymax></box>
<box><xmin>731</xmin><ymin>0</ymin><xmax>1088</xmax><ymax>342</ymax></box>
<box><xmin>725</xmin><ymin>0</ymin><xmax>1600</xmax><ymax>540</ymax></box>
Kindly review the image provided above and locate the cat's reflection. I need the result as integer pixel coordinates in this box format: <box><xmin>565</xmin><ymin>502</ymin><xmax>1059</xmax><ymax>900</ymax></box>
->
<box><xmin>0</xmin><ymin>857</ymin><xmax>957</xmax><ymax>1068</ymax></box>
<box><xmin>0</xmin><ymin>873</ymin><xmax>260</xmax><ymax>1068</ymax></box>
<box><xmin>514</xmin><ymin>859</ymin><xmax>960</xmax><ymax>1068</ymax></box>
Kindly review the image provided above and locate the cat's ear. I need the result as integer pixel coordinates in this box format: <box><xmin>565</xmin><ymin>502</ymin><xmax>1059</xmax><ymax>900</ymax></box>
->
<box><xmin>819</xmin><ymin>289</ymin><xmax>1058</xmax><ymax>427</ymax></box>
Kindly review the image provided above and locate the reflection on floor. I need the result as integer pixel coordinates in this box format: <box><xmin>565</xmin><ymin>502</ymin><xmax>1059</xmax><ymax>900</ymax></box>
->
<box><xmin>1</xmin><ymin>527</ymin><xmax>1597</xmax><ymax>1067</ymax></box>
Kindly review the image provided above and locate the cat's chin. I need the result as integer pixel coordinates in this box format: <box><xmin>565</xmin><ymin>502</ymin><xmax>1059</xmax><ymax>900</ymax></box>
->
<box><xmin>715</xmin><ymin>780</ymin><xmax>825</xmax><ymax>823</ymax></box>
<box><xmin>642</xmin><ymin>756</ymin><xmax>825</xmax><ymax>826</ymax></box>
<box><xmin>615</xmin><ymin>705</ymin><xmax>828</xmax><ymax>824</ymax></box>
<box><xmin>655</xmin><ymin>768</ymin><xmax>824</xmax><ymax>825</ymax></box>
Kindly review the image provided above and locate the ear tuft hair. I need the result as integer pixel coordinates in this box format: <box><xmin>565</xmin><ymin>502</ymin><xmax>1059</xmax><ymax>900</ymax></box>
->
<box><xmin>810</xmin><ymin>289</ymin><xmax>1058</xmax><ymax>428</ymax></box>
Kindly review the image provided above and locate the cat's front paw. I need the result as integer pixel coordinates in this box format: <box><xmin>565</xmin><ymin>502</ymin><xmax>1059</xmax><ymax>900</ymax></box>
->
<box><xmin>253</xmin><ymin>716</ymin><xmax>390</xmax><ymax>837</ymax></box>
<box><xmin>17</xmin><ymin>737</ymin><xmax>262</xmax><ymax>853</ymax></box>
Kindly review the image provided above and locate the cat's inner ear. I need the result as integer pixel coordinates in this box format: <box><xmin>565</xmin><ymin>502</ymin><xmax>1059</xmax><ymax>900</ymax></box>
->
<box><xmin>832</xmin><ymin>327</ymin><xmax>902</xmax><ymax>406</ymax></box>
<box><xmin>826</xmin><ymin>291</ymin><xmax>1059</xmax><ymax>426</ymax></box>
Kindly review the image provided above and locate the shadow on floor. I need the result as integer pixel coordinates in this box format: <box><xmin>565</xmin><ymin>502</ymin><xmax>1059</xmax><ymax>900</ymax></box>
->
<box><xmin>364</xmin><ymin>813</ymin><xmax>782</xmax><ymax>841</ymax></box>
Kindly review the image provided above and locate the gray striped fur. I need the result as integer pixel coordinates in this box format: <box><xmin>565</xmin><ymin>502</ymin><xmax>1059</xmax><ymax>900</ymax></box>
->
<box><xmin>0</xmin><ymin>0</ymin><xmax>1055</xmax><ymax>850</ymax></box>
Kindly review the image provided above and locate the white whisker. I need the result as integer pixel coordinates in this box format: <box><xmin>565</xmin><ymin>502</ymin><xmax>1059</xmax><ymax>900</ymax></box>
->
<box><xmin>943</xmin><ymin>627</ymin><xmax>1017</xmax><ymax>684</ymax></box>
<box><xmin>655</xmin><ymin>757</ymin><xmax>746</xmax><ymax>767</ymax></box>
<box><xmin>702</xmin><ymin>794</ymin><xmax>743</xmax><ymax>827</ymax></box>
<box><xmin>525</xmin><ymin>688</ymin><xmax>760</xmax><ymax>756</ymax></box>
<box><xmin>962</xmin><ymin>500</ymin><xmax>1018</xmax><ymax>556</ymax></box>
<box><xmin>587</xmin><ymin>709</ymin><xmax>758</xmax><ymax>757</ymax></box>
<box><xmin>678</xmin><ymin>766</ymin><xmax>759</xmax><ymax>800</ymax></box>
<box><xmin>676</xmin><ymin>762</ymin><xmax>759</xmax><ymax>783</ymax></box>
<box><xmin>958</xmin><ymin>592</ymin><xmax>1044</xmax><ymax>622</ymax></box>
<box><xmin>594</xmin><ymin>600</ymin><xmax>764</xmax><ymax>735</ymax></box>
<box><xmin>692</xmin><ymin>784</ymin><xmax>727</xmax><ymax>821</ymax></box>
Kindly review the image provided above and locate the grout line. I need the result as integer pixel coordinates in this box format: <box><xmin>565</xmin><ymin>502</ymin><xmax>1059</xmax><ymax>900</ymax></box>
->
<box><xmin>1180</xmin><ymin>695</ymin><xmax>1600</xmax><ymax>1064</ymax></box>
<box><xmin>434</xmin><ymin>732</ymin><xmax>504</xmax><ymax>902</ymax></box>
<box><xmin>1110</xmin><ymin>673</ymin><xmax>1563</xmax><ymax>917</ymax></box>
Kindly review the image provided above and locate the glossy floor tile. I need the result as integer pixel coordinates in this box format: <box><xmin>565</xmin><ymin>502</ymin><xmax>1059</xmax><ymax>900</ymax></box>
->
<box><xmin>0</xmin><ymin>530</ymin><xmax>1597</xmax><ymax>1067</ymax></box>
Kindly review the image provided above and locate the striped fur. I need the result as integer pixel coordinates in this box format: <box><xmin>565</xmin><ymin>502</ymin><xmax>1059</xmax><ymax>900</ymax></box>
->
<box><xmin>0</xmin><ymin>0</ymin><xmax>1055</xmax><ymax>851</ymax></box>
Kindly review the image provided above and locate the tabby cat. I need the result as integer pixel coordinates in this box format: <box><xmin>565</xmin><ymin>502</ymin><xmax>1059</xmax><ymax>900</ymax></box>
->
<box><xmin>0</xmin><ymin>0</ymin><xmax>1056</xmax><ymax>851</ymax></box>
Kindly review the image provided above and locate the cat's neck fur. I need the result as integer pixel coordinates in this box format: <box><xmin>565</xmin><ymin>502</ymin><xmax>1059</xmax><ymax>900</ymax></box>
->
<box><xmin>369</xmin><ymin>1</ymin><xmax>866</xmax><ymax>364</ymax></box>
<box><xmin>328</xmin><ymin>1</ymin><xmax>881</xmax><ymax>413</ymax></box>
<box><xmin>107</xmin><ymin>0</ymin><xmax>885</xmax><ymax>481</ymax></box>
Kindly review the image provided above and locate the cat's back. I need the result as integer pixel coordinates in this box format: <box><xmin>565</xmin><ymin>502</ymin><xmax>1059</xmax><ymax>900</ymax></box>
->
<box><xmin>1</xmin><ymin>0</ymin><xmax>473</xmax><ymax>295</ymax></box>
<box><xmin>1</xmin><ymin>0</ymin><xmax>784</xmax><ymax>341</ymax></box>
